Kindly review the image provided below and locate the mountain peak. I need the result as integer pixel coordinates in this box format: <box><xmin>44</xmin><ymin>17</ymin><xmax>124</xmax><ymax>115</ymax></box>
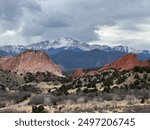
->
<box><xmin>101</xmin><ymin>53</ymin><xmax>150</xmax><ymax>70</ymax></box>
<box><xmin>53</xmin><ymin>37</ymin><xmax>81</xmax><ymax>47</ymax></box>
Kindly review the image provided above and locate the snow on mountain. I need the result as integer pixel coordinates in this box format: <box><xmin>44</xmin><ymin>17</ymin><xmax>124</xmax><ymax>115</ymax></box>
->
<box><xmin>52</xmin><ymin>37</ymin><xmax>80</xmax><ymax>48</ymax></box>
<box><xmin>0</xmin><ymin>37</ymin><xmax>149</xmax><ymax>55</ymax></box>
<box><xmin>27</xmin><ymin>40</ymin><xmax>50</xmax><ymax>50</ymax></box>
<box><xmin>112</xmin><ymin>45</ymin><xmax>150</xmax><ymax>54</ymax></box>
<box><xmin>51</xmin><ymin>37</ymin><xmax>91</xmax><ymax>50</ymax></box>
<box><xmin>26</xmin><ymin>37</ymin><xmax>91</xmax><ymax>51</ymax></box>
<box><xmin>113</xmin><ymin>45</ymin><xmax>129</xmax><ymax>52</ymax></box>
<box><xmin>127</xmin><ymin>47</ymin><xmax>142</xmax><ymax>53</ymax></box>
<box><xmin>87</xmin><ymin>44</ymin><xmax>110</xmax><ymax>51</ymax></box>
<box><xmin>0</xmin><ymin>45</ymin><xmax>26</xmax><ymax>53</ymax></box>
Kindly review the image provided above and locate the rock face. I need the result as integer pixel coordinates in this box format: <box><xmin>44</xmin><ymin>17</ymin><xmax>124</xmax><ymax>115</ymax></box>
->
<box><xmin>101</xmin><ymin>53</ymin><xmax>149</xmax><ymax>70</ymax></box>
<box><xmin>0</xmin><ymin>56</ymin><xmax>11</xmax><ymax>64</ymax></box>
<box><xmin>87</xmin><ymin>70</ymin><xmax>99</xmax><ymax>75</ymax></box>
<box><xmin>73</xmin><ymin>69</ymin><xmax>85</xmax><ymax>77</ymax></box>
<box><xmin>0</xmin><ymin>50</ymin><xmax>62</xmax><ymax>76</ymax></box>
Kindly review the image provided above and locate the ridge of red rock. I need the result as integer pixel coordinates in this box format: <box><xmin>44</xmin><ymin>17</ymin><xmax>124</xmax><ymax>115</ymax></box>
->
<box><xmin>0</xmin><ymin>56</ymin><xmax>12</xmax><ymax>64</ymax></box>
<box><xmin>73</xmin><ymin>68</ymin><xmax>85</xmax><ymax>77</ymax></box>
<box><xmin>101</xmin><ymin>53</ymin><xmax>150</xmax><ymax>71</ymax></box>
<box><xmin>86</xmin><ymin>70</ymin><xmax>99</xmax><ymax>75</ymax></box>
<box><xmin>0</xmin><ymin>50</ymin><xmax>62</xmax><ymax>76</ymax></box>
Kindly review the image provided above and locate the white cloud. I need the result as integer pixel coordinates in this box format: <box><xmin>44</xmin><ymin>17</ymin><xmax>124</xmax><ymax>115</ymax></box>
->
<box><xmin>94</xmin><ymin>23</ymin><xmax>150</xmax><ymax>49</ymax></box>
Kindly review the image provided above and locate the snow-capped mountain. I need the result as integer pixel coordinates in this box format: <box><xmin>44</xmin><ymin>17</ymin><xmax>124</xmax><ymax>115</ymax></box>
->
<box><xmin>0</xmin><ymin>37</ymin><xmax>149</xmax><ymax>55</ymax></box>
<box><xmin>27</xmin><ymin>40</ymin><xmax>50</xmax><ymax>50</ymax></box>
<box><xmin>0</xmin><ymin>45</ymin><xmax>25</xmax><ymax>53</ymax></box>
<box><xmin>0</xmin><ymin>37</ymin><xmax>150</xmax><ymax>70</ymax></box>
<box><xmin>51</xmin><ymin>37</ymin><xmax>92</xmax><ymax>50</ymax></box>
<box><xmin>113</xmin><ymin>45</ymin><xmax>129</xmax><ymax>53</ymax></box>
<box><xmin>27</xmin><ymin>37</ymin><xmax>92</xmax><ymax>51</ymax></box>
<box><xmin>112</xmin><ymin>45</ymin><xmax>150</xmax><ymax>54</ymax></box>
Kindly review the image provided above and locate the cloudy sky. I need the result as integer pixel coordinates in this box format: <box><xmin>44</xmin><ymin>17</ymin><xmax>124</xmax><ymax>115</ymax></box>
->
<box><xmin>0</xmin><ymin>0</ymin><xmax>150</xmax><ymax>49</ymax></box>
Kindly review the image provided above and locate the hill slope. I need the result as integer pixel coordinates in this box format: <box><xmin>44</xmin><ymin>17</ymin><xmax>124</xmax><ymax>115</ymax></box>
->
<box><xmin>101</xmin><ymin>53</ymin><xmax>149</xmax><ymax>70</ymax></box>
<box><xmin>0</xmin><ymin>50</ymin><xmax>62</xmax><ymax>76</ymax></box>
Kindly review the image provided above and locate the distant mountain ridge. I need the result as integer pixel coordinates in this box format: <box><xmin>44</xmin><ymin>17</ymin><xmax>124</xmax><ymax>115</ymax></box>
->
<box><xmin>0</xmin><ymin>37</ymin><xmax>150</xmax><ymax>55</ymax></box>
<box><xmin>0</xmin><ymin>37</ymin><xmax>150</xmax><ymax>70</ymax></box>
<box><xmin>51</xmin><ymin>49</ymin><xmax>126</xmax><ymax>70</ymax></box>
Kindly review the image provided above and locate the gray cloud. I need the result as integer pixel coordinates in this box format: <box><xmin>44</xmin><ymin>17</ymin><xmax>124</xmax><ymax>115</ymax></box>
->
<box><xmin>38</xmin><ymin>15</ymin><xmax>69</xmax><ymax>28</ymax></box>
<box><xmin>0</xmin><ymin>0</ymin><xmax>150</xmax><ymax>49</ymax></box>
<box><xmin>0</xmin><ymin>0</ymin><xmax>22</xmax><ymax>21</ymax></box>
<box><xmin>21</xmin><ymin>0</ymin><xmax>41</xmax><ymax>13</ymax></box>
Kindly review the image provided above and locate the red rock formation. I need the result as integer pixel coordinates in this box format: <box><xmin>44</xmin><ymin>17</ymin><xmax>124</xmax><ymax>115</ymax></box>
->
<box><xmin>73</xmin><ymin>69</ymin><xmax>99</xmax><ymax>77</ymax></box>
<box><xmin>73</xmin><ymin>68</ymin><xmax>85</xmax><ymax>77</ymax></box>
<box><xmin>0</xmin><ymin>56</ymin><xmax>12</xmax><ymax>64</ymax></box>
<box><xmin>0</xmin><ymin>50</ymin><xmax>62</xmax><ymax>76</ymax></box>
<box><xmin>101</xmin><ymin>53</ymin><xmax>149</xmax><ymax>71</ymax></box>
<box><xmin>87</xmin><ymin>70</ymin><xmax>99</xmax><ymax>75</ymax></box>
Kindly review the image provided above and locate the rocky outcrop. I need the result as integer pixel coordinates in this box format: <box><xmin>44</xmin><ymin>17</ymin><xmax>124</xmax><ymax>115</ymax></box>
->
<box><xmin>101</xmin><ymin>53</ymin><xmax>149</xmax><ymax>71</ymax></box>
<box><xmin>73</xmin><ymin>69</ymin><xmax>85</xmax><ymax>77</ymax></box>
<box><xmin>0</xmin><ymin>50</ymin><xmax>62</xmax><ymax>76</ymax></box>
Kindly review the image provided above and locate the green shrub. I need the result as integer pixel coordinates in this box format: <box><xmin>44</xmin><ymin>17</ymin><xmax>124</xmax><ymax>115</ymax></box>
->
<box><xmin>32</xmin><ymin>105</ymin><xmax>45</xmax><ymax>113</ymax></box>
